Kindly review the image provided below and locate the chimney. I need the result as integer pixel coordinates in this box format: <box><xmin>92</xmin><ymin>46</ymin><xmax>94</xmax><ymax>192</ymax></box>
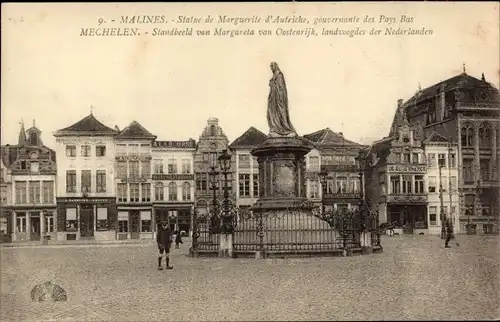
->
<box><xmin>397</xmin><ymin>99</ymin><xmax>403</xmax><ymax>107</ymax></box>
<box><xmin>114</xmin><ymin>125</ymin><xmax>120</xmax><ymax>131</ymax></box>
<box><xmin>338</xmin><ymin>132</ymin><xmax>343</xmax><ymax>137</ymax></box>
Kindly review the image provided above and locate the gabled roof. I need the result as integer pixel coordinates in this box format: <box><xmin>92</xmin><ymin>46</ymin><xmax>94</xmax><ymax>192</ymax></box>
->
<box><xmin>117</xmin><ymin>121</ymin><xmax>156</xmax><ymax>140</ymax></box>
<box><xmin>54</xmin><ymin>114</ymin><xmax>118</xmax><ymax>137</ymax></box>
<box><xmin>365</xmin><ymin>137</ymin><xmax>394</xmax><ymax>167</ymax></box>
<box><xmin>303</xmin><ymin>128</ymin><xmax>361</xmax><ymax>146</ymax></box>
<box><xmin>424</xmin><ymin>132</ymin><xmax>451</xmax><ymax>144</ymax></box>
<box><xmin>403</xmin><ymin>72</ymin><xmax>496</xmax><ymax>107</ymax></box>
<box><xmin>229</xmin><ymin>127</ymin><xmax>267</xmax><ymax>149</ymax></box>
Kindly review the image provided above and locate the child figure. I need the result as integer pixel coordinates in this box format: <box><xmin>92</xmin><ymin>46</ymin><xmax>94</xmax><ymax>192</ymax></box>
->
<box><xmin>157</xmin><ymin>221</ymin><xmax>173</xmax><ymax>270</ymax></box>
<box><xmin>175</xmin><ymin>230</ymin><xmax>183</xmax><ymax>249</ymax></box>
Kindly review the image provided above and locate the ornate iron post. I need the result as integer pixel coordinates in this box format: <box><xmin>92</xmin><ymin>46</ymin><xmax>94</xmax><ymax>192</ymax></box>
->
<box><xmin>191</xmin><ymin>210</ymin><xmax>199</xmax><ymax>251</ymax></box>
<box><xmin>318</xmin><ymin>170</ymin><xmax>328</xmax><ymax>215</ymax></box>
<box><xmin>439</xmin><ymin>158</ymin><xmax>446</xmax><ymax>239</ymax></box>
<box><xmin>208</xmin><ymin>151</ymin><xmax>220</xmax><ymax>233</ymax></box>
<box><xmin>218</xmin><ymin>149</ymin><xmax>234</xmax><ymax>234</ymax></box>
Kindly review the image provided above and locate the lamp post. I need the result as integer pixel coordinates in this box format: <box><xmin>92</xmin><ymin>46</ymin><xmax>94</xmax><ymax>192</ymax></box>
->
<box><xmin>439</xmin><ymin>158</ymin><xmax>446</xmax><ymax>239</ymax></box>
<box><xmin>208</xmin><ymin>151</ymin><xmax>219</xmax><ymax>233</ymax></box>
<box><xmin>318</xmin><ymin>170</ymin><xmax>328</xmax><ymax>215</ymax></box>
<box><xmin>218</xmin><ymin>149</ymin><xmax>234</xmax><ymax>234</ymax></box>
<box><xmin>355</xmin><ymin>150</ymin><xmax>367</xmax><ymax>230</ymax></box>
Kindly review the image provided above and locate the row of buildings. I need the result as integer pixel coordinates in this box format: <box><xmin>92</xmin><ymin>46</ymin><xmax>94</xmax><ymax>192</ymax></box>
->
<box><xmin>1</xmin><ymin>69</ymin><xmax>498</xmax><ymax>242</ymax></box>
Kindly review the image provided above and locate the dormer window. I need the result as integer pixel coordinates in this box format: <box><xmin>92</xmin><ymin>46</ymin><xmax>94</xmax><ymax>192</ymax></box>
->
<box><xmin>30</xmin><ymin>161</ymin><xmax>39</xmax><ymax>173</ymax></box>
<box><xmin>29</xmin><ymin>132</ymin><xmax>38</xmax><ymax>146</ymax></box>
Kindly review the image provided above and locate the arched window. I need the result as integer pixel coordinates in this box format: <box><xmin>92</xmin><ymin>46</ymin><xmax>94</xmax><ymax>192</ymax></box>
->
<box><xmin>210</xmin><ymin>125</ymin><xmax>217</xmax><ymax>136</ymax></box>
<box><xmin>182</xmin><ymin>182</ymin><xmax>191</xmax><ymax>201</ymax></box>
<box><xmin>155</xmin><ymin>182</ymin><xmax>164</xmax><ymax>201</ymax></box>
<box><xmin>479</xmin><ymin>123</ymin><xmax>492</xmax><ymax>148</ymax></box>
<box><xmin>461</xmin><ymin>125</ymin><xmax>474</xmax><ymax>147</ymax></box>
<box><xmin>29</xmin><ymin>132</ymin><xmax>38</xmax><ymax>146</ymax></box>
<box><xmin>168</xmin><ymin>182</ymin><xmax>177</xmax><ymax>201</ymax></box>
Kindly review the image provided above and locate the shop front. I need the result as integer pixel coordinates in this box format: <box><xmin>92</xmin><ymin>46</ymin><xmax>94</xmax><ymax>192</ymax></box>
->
<box><xmin>56</xmin><ymin>197</ymin><xmax>117</xmax><ymax>241</ymax></box>
<box><xmin>116</xmin><ymin>207</ymin><xmax>154</xmax><ymax>240</ymax></box>
<box><xmin>6</xmin><ymin>206</ymin><xmax>57</xmax><ymax>242</ymax></box>
<box><xmin>154</xmin><ymin>204</ymin><xmax>193</xmax><ymax>236</ymax></box>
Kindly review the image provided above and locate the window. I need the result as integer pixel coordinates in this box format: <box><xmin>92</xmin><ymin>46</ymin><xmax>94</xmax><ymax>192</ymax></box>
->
<box><xmin>116</xmin><ymin>144</ymin><xmax>126</xmax><ymax>155</ymax></box>
<box><xmin>140</xmin><ymin>144</ymin><xmax>150</xmax><ymax>154</ymax></box>
<box><xmin>309</xmin><ymin>156</ymin><xmax>319</xmax><ymax>171</ymax></box>
<box><xmin>116</xmin><ymin>161</ymin><xmax>127</xmax><ymax>179</ymax></box>
<box><xmin>66</xmin><ymin>208</ymin><xmax>77</xmax><ymax>230</ymax></box>
<box><xmin>129</xmin><ymin>144</ymin><xmax>139</xmax><ymax>155</ymax></box>
<box><xmin>202</xmin><ymin>153</ymin><xmax>209</xmax><ymax>162</ymax></box>
<box><xmin>155</xmin><ymin>183</ymin><xmax>164</xmax><ymax>201</ymax></box>
<box><xmin>196</xmin><ymin>176</ymin><xmax>208</xmax><ymax>193</ymax></box>
<box><xmin>30</xmin><ymin>162</ymin><xmax>39</xmax><ymax>173</ymax></box>
<box><xmin>402</xmin><ymin>175</ymin><xmax>412</xmax><ymax>194</ymax></box>
<box><xmin>253</xmin><ymin>174</ymin><xmax>259</xmax><ymax>197</ymax></box>
<box><xmin>66</xmin><ymin>145</ymin><xmax>76</xmax><ymax>157</ymax></box>
<box><xmin>16</xmin><ymin>215</ymin><xmax>26</xmax><ymax>233</ymax></box>
<box><xmin>129</xmin><ymin>183</ymin><xmax>140</xmax><ymax>202</ymax></box>
<box><xmin>81</xmin><ymin>170</ymin><xmax>91</xmax><ymax>193</ymax></box>
<box><xmin>66</xmin><ymin>170</ymin><xmax>76</xmax><ymax>193</ymax></box>
<box><xmin>412</xmin><ymin>153</ymin><xmax>419</xmax><ymax>164</ymax></box>
<box><xmin>129</xmin><ymin>161</ymin><xmax>140</xmax><ymax>179</ymax></box>
<box><xmin>427</xmin><ymin>153</ymin><xmax>436</xmax><ymax>168</ymax></box>
<box><xmin>168</xmin><ymin>159</ymin><xmax>177</xmax><ymax>174</ymax></box>
<box><xmin>238</xmin><ymin>155</ymin><xmax>250</xmax><ymax>168</ymax></box>
<box><xmin>96</xmin><ymin>146</ymin><xmax>106</xmax><ymax>157</ymax></box>
<box><xmin>403</xmin><ymin>153</ymin><xmax>410</xmax><ymax>163</ymax></box>
<box><xmin>42</xmin><ymin>181</ymin><xmax>54</xmax><ymax>204</ymax></box>
<box><xmin>0</xmin><ymin>170</ymin><xmax>4</xmax><ymax>183</ymax></box>
<box><xmin>336</xmin><ymin>176</ymin><xmax>347</xmax><ymax>193</ymax></box>
<box><xmin>239</xmin><ymin>174</ymin><xmax>250</xmax><ymax>197</ymax></box>
<box><xmin>96</xmin><ymin>207</ymin><xmax>108</xmax><ymax>231</ymax></box>
<box><xmin>428</xmin><ymin>176</ymin><xmax>437</xmax><ymax>193</ymax></box>
<box><xmin>30</xmin><ymin>131</ymin><xmax>38</xmax><ymax>145</ymax></box>
<box><xmin>463</xmin><ymin>159</ymin><xmax>474</xmax><ymax>183</ymax></box>
<box><xmin>117</xmin><ymin>183</ymin><xmax>127</xmax><ymax>202</ymax></box>
<box><xmin>210</xmin><ymin>125</ymin><xmax>217</xmax><ymax>136</ymax></box>
<box><xmin>81</xmin><ymin>145</ymin><xmax>91</xmax><ymax>157</ymax></box>
<box><xmin>415</xmin><ymin>175</ymin><xmax>424</xmax><ymax>194</ymax></box>
<box><xmin>461</xmin><ymin>126</ymin><xmax>474</xmax><ymax>147</ymax></box>
<box><xmin>438</xmin><ymin>154</ymin><xmax>446</xmax><ymax>168</ymax></box>
<box><xmin>28</xmin><ymin>181</ymin><xmax>41</xmax><ymax>203</ymax></box>
<box><xmin>478</xmin><ymin>126</ymin><xmax>492</xmax><ymax>148</ymax></box>
<box><xmin>118</xmin><ymin>212</ymin><xmax>128</xmax><ymax>232</ymax></box>
<box><xmin>480</xmin><ymin>159</ymin><xmax>489</xmax><ymax>181</ymax></box>
<box><xmin>321</xmin><ymin>155</ymin><xmax>333</xmax><ymax>165</ymax></box>
<box><xmin>348</xmin><ymin>178</ymin><xmax>358</xmax><ymax>193</ymax></box>
<box><xmin>440</xmin><ymin>176</ymin><xmax>448</xmax><ymax>192</ymax></box>
<box><xmin>181</xmin><ymin>159</ymin><xmax>191</xmax><ymax>174</ymax></box>
<box><xmin>141</xmin><ymin>183</ymin><xmax>151</xmax><ymax>202</ymax></box>
<box><xmin>182</xmin><ymin>182</ymin><xmax>191</xmax><ymax>201</ymax></box>
<box><xmin>141</xmin><ymin>161</ymin><xmax>151</xmax><ymax>178</ymax></box>
<box><xmin>96</xmin><ymin>170</ymin><xmax>106</xmax><ymax>193</ymax></box>
<box><xmin>429</xmin><ymin>206</ymin><xmax>437</xmax><ymax>226</ymax></box>
<box><xmin>0</xmin><ymin>186</ymin><xmax>7</xmax><ymax>204</ymax></box>
<box><xmin>394</xmin><ymin>153</ymin><xmax>401</xmax><ymax>163</ymax></box>
<box><xmin>449</xmin><ymin>153</ymin><xmax>456</xmax><ymax>168</ymax></box>
<box><xmin>15</xmin><ymin>181</ymin><xmax>27</xmax><ymax>204</ymax></box>
<box><xmin>309</xmin><ymin>180</ymin><xmax>319</xmax><ymax>199</ymax></box>
<box><xmin>450</xmin><ymin>176</ymin><xmax>457</xmax><ymax>191</ymax></box>
<box><xmin>154</xmin><ymin>160</ymin><xmax>164</xmax><ymax>174</ymax></box>
<box><xmin>141</xmin><ymin>211</ymin><xmax>152</xmax><ymax>232</ymax></box>
<box><xmin>390</xmin><ymin>175</ymin><xmax>400</xmax><ymax>194</ymax></box>
<box><xmin>44</xmin><ymin>214</ymin><xmax>54</xmax><ymax>233</ymax></box>
<box><xmin>168</xmin><ymin>182</ymin><xmax>178</xmax><ymax>201</ymax></box>
<box><xmin>326</xmin><ymin>179</ymin><xmax>335</xmax><ymax>194</ymax></box>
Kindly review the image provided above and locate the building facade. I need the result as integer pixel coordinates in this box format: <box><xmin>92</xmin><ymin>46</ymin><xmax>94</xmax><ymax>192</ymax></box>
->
<box><xmin>423</xmin><ymin>132</ymin><xmax>460</xmax><ymax>235</ymax></box>
<box><xmin>1</xmin><ymin>121</ymin><xmax>57</xmax><ymax>242</ymax></box>
<box><xmin>152</xmin><ymin>139</ymin><xmax>196</xmax><ymax>234</ymax></box>
<box><xmin>0</xmin><ymin>151</ymin><xmax>12</xmax><ymax>242</ymax></box>
<box><xmin>303</xmin><ymin>128</ymin><xmax>366</xmax><ymax>212</ymax></box>
<box><xmin>365</xmin><ymin>104</ymin><xmax>429</xmax><ymax>234</ymax></box>
<box><xmin>402</xmin><ymin>70</ymin><xmax>500</xmax><ymax>234</ymax></box>
<box><xmin>114</xmin><ymin>121</ymin><xmax>156</xmax><ymax>240</ymax></box>
<box><xmin>229</xmin><ymin>127</ymin><xmax>267</xmax><ymax>215</ymax></box>
<box><xmin>193</xmin><ymin>118</ymin><xmax>234</xmax><ymax>216</ymax></box>
<box><xmin>54</xmin><ymin>113</ymin><xmax>118</xmax><ymax>241</ymax></box>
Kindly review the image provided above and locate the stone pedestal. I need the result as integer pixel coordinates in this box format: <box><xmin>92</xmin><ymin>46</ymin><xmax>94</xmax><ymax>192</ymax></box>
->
<box><xmin>218</xmin><ymin>234</ymin><xmax>233</xmax><ymax>258</ymax></box>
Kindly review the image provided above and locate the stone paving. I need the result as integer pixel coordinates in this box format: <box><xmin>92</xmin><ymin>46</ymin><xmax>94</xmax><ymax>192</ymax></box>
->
<box><xmin>1</xmin><ymin>235</ymin><xmax>499</xmax><ymax>321</ymax></box>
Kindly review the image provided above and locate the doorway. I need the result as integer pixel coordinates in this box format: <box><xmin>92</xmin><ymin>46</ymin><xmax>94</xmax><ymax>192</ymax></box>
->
<box><xmin>80</xmin><ymin>205</ymin><xmax>94</xmax><ymax>238</ymax></box>
<box><xmin>30</xmin><ymin>213</ymin><xmax>41</xmax><ymax>241</ymax></box>
<box><xmin>130</xmin><ymin>211</ymin><xmax>140</xmax><ymax>239</ymax></box>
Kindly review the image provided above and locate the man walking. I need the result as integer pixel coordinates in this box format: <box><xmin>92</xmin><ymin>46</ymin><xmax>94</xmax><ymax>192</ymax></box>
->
<box><xmin>157</xmin><ymin>221</ymin><xmax>173</xmax><ymax>270</ymax></box>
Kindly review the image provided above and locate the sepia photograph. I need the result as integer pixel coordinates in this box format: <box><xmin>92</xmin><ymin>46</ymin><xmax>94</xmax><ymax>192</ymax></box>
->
<box><xmin>1</xmin><ymin>2</ymin><xmax>499</xmax><ymax>321</ymax></box>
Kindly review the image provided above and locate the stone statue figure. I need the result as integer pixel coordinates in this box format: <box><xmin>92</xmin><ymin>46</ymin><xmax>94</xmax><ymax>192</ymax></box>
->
<box><xmin>267</xmin><ymin>62</ymin><xmax>297</xmax><ymax>137</ymax></box>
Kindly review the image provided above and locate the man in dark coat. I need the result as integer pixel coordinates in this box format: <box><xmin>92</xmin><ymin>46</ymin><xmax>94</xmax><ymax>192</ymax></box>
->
<box><xmin>444</xmin><ymin>218</ymin><xmax>454</xmax><ymax>248</ymax></box>
<box><xmin>157</xmin><ymin>221</ymin><xmax>173</xmax><ymax>270</ymax></box>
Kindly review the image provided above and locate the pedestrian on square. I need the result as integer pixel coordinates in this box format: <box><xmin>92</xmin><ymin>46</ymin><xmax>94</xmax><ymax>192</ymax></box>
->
<box><xmin>157</xmin><ymin>221</ymin><xmax>173</xmax><ymax>270</ymax></box>
<box><xmin>444</xmin><ymin>218</ymin><xmax>454</xmax><ymax>248</ymax></box>
<box><xmin>175</xmin><ymin>230</ymin><xmax>183</xmax><ymax>249</ymax></box>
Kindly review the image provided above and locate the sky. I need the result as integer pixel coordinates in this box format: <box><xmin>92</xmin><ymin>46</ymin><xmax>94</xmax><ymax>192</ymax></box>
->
<box><xmin>1</xmin><ymin>2</ymin><xmax>499</xmax><ymax>149</ymax></box>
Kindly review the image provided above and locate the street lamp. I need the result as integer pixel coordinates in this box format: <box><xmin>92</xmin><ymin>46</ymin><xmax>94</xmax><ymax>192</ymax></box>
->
<box><xmin>439</xmin><ymin>157</ymin><xmax>446</xmax><ymax>239</ymax></box>
<box><xmin>355</xmin><ymin>150</ymin><xmax>368</xmax><ymax>231</ymax></box>
<box><xmin>208</xmin><ymin>151</ymin><xmax>219</xmax><ymax>233</ymax></box>
<box><xmin>218</xmin><ymin>149</ymin><xmax>233</xmax><ymax>234</ymax></box>
<box><xmin>318</xmin><ymin>170</ymin><xmax>328</xmax><ymax>215</ymax></box>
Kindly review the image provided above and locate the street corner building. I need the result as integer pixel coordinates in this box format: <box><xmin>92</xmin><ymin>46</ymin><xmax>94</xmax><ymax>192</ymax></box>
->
<box><xmin>1</xmin><ymin>121</ymin><xmax>57</xmax><ymax>243</ymax></box>
<box><xmin>53</xmin><ymin>113</ymin><xmax>119</xmax><ymax>241</ymax></box>
<box><xmin>151</xmin><ymin>139</ymin><xmax>196</xmax><ymax>236</ymax></box>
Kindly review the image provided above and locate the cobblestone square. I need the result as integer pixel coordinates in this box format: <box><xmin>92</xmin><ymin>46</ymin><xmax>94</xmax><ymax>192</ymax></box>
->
<box><xmin>2</xmin><ymin>236</ymin><xmax>499</xmax><ymax>321</ymax></box>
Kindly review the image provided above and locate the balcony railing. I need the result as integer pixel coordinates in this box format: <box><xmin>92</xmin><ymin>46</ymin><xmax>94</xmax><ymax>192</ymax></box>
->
<box><xmin>387</xmin><ymin>194</ymin><xmax>427</xmax><ymax>204</ymax></box>
<box><xmin>323</xmin><ymin>192</ymin><xmax>361</xmax><ymax>199</ymax></box>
